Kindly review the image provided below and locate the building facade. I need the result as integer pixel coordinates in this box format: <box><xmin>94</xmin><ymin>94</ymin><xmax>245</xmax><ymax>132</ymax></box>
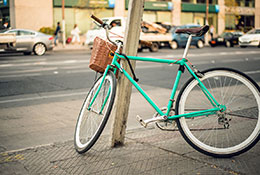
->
<box><xmin>0</xmin><ymin>0</ymin><xmax>258</xmax><ymax>37</ymax></box>
<box><xmin>0</xmin><ymin>0</ymin><xmax>53</xmax><ymax>31</ymax></box>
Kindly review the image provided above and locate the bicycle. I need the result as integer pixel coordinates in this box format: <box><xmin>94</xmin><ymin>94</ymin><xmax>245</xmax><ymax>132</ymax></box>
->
<box><xmin>74</xmin><ymin>15</ymin><xmax>260</xmax><ymax>158</ymax></box>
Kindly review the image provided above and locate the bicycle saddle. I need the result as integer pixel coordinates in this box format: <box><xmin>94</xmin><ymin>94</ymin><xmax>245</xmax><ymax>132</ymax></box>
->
<box><xmin>175</xmin><ymin>25</ymin><xmax>209</xmax><ymax>37</ymax></box>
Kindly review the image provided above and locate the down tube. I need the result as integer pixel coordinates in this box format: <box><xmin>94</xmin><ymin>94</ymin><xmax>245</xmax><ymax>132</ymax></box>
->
<box><xmin>114</xmin><ymin>61</ymin><xmax>164</xmax><ymax>116</ymax></box>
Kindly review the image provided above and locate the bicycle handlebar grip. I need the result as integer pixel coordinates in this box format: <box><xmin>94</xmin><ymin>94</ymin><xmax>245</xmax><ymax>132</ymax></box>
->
<box><xmin>91</xmin><ymin>14</ymin><xmax>103</xmax><ymax>25</ymax></box>
<box><xmin>140</xmin><ymin>40</ymin><xmax>152</xmax><ymax>47</ymax></box>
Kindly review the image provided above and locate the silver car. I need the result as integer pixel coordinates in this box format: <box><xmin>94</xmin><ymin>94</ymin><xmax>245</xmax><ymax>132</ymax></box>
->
<box><xmin>2</xmin><ymin>29</ymin><xmax>54</xmax><ymax>55</ymax></box>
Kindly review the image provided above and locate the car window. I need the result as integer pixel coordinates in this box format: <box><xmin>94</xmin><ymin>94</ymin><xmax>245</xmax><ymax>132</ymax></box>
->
<box><xmin>6</xmin><ymin>30</ymin><xmax>18</xmax><ymax>35</ymax></box>
<box><xmin>255</xmin><ymin>29</ymin><xmax>260</xmax><ymax>34</ymax></box>
<box><xmin>247</xmin><ymin>29</ymin><xmax>255</xmax><ymax>34</ymax></box>
<box><xmin>169</xmin><ymin>26</ymin><xmax>177</xmax><ymax>33</ymax></box>
<box><xmin>247</xmin><ymin>29</ymin><xmax>260</xmax><ymax>34</ymax></box>
<box><xmin>225</xmin><ymin>33</ymin><xmax>232</xmax><ymax>38</ymax></box>
<box><xmin>109</xmin><ymin>19</ymin><xmax>121</xmax><ymax>28</ymax></box>
<box><xmin>187</xmin><ymin>25</ymin><xmax>200</xmax><ymax>29</ymax></box>
<box><xmin>220</xmin><ymin>33</ymin><xmax>225</xmax><ymax>37</ymax></box>
<box><xmin>18</xmin><ymin>30</ymin><xmax>35</xmax><ymax>36</ymax></box>
<box><xmin>177</xmin><ymin>26</ymin><xmax>185</xmax><ymax>29</ymax></box>
<box><xmin>233</xmin><ymin>32</ymin><xmax>243</xmax><ymax>36</ymax></box>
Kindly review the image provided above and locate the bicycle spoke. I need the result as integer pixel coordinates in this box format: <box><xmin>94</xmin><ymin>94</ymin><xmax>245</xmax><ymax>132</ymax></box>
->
<box><xmin>74</xmin><ymin>71</ymin><xmax>116</xmax><ymax>153</ymax></box>
<box><xmin>177</xmin><ymin>68</ymin><xmax>260</xmax><ymax>157</ymax></box>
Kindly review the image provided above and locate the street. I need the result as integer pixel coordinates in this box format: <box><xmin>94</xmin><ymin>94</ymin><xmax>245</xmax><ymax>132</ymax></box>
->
<box><xmin>0</xmin><ymin>46</ymin><xmax>260</xmax><ymax>174</ymax></box>
<box><xmin>0</xmin><ymin>46</ymin><xmax>260</xmax><ymax>152</ymax></box>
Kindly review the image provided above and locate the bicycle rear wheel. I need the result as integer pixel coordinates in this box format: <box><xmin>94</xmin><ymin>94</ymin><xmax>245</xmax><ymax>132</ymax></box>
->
<box><xmin>176</xmin><ymin>68</ymin><xmax>260</xmax><ymax>157</ymax></box>
<box><xmin>74</xmin><ymin>71</ymin><xmax>116</xmax><ymax>154</ymax></box>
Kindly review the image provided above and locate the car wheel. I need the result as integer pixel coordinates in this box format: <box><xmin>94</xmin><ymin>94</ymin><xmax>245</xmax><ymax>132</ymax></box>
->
<box><xmin>34</xmin><ymin>43</ymin><xmax>46</xmax><ymax>56</ymax></box>
<box><xmin>23</xmin><ymin>52</ymin><xmax>32</xmax><ymax>55</ymax></box>
<box><xmin>225</xmin><ymin>41</ymin><xmax>231</xmax><ymax>47</ymax></box>
<box><xmin>138</xmin><ymin>48</ymin><xmax>143</xmax><ymax>52</ymax></box>
<box><xmin>149</xmin><ymin>42</ymin><xmax>159</xmax><ymax>52</ymax></box>
<box><xmin>196</xmin><ymin>40</ymin><xmax>204</xmax><ymax>48</ymax></box>
<box><xmin>169</xmin><ymin>41</ymin><xmax>178</xmax><ymax>49</ymax></box>
<box><xmin>209</xmin><ymin>43</ymin><xmax>216</xmax><ymax>47</ymax></box>
<box><xmin>138</xmin><ymin>43</ymin><xmax>143</xmax><ymax>52</ymax></box>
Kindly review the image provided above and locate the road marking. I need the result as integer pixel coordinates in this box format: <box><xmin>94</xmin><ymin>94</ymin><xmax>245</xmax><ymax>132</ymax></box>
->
<box><xmin>0</xmin><ymin>58</ymin><xmax>46</xmax><ymax>64</ymax></box>
<box><xmin>157</xmin><ymin>50</ymin><xmax>260</xmax><ymax>59</ymax></box>
<box><xmin>0</xmin><ymin>73</ymin><xmax>42</xmax><ymax>78</ymax></box>
<box><xmin>0</xmin><ymin>67</ymin><xmax>58</xmax><ymax>75</ymax></box>
<box><xmin>0</xmin><ymin>60</ymin><xmax>90</xmax><ymax>68</ymax></box>
<box><xmin>66</xmin><ymin>69</ymin><xmax>93</xmax><ymax>73</ymax></box>
<box><xmin>244</xmin><ymin>70</ymin><xmax>260</xmax><ymax>75</ymax></box>
<box><xmin>0</xmin><ymin>91</ymin><xmax>88</xmax><ymax>104</ymax></box>
<box><xmin>0</xmin><ymin>154</ymin><xmax>25</xmax><ymax>163</ymax></box>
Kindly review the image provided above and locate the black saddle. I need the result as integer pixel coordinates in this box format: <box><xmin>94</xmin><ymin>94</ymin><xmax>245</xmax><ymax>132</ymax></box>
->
<box><xmin>175</xmin><ymin>25</ymin><xmax>209</xmax><ymax>37</ymax></box>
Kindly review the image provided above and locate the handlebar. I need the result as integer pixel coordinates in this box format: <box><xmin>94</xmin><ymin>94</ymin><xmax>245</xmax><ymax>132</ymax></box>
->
<box><xmin>91</xmin><ymin>14</ymin><xmax>117</xmax><ymax>46</ymax></box>
<box><xmin>91</xmin><ymin>15</ymin><xmax>104</xmax><ymax>26</ymax></box>
<box><xmin>90</xmin><ymin>14</ymin><xmax>152</xmax><ymax>48</ymax></box>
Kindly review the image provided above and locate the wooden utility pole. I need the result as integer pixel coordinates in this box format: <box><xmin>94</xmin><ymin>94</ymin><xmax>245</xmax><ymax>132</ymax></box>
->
<box><xmin>110</xmin><ymin>0</ymin><xmax>144</xmax><ymax>147</ymax></box>
<box><xmin>206</xmin><ymin>0</ymin><xmax>209</xmax><ymax>25</ymax></box>
<box><xmin>62</xmin><ymin>0</ymin><xmax>66</xmax><ymax>47</ymax></box>
<box><xmin>205</xmin><ymin>0</ymin><xmax>209</xmax><ymax>45</ymax></box>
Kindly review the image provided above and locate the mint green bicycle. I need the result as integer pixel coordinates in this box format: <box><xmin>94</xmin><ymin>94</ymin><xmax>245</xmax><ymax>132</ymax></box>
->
<box><xmin>74</xmin><ymin>15</ymin><xmax>260</xmax><ymax>158</ymax></box>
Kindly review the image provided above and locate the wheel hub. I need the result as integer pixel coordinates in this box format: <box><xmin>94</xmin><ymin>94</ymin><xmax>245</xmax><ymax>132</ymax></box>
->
<box><xmin>217</xmin><ymin>111</ymin><xmax>231</xmax><ymax>129</ymax></box>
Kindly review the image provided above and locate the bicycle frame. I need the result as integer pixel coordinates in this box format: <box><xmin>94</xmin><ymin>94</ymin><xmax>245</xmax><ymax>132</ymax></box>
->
<box><xmin>89</xmin><ymin>52</ymin><xmax>223</xmax><ymax>120</ymax></box>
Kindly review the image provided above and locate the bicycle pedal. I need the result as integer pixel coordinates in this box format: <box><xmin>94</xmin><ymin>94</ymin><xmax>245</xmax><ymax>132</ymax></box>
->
<box><xmin>136</xmin><ymin>115</ymin><xmax>147</xmax><ymax>128</ymax></box>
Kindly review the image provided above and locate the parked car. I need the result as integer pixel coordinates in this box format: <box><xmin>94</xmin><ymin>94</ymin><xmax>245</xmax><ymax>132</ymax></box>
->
<box><xmin>170</xmin><ymin>24</ymin><xmax>205</xmax><ymax>49</ymax></box>
<box><xmin>239</xmin><ymin>28</ymin><xmax>260</xmax><ymax>48</ymax></box>
<box><xmin>209</xmin><ymin>32</ymin><xmax>243</xmax><ymax>47</ymax></box>
<box><xmin>85</xmin><ymin>17</ymin><xmax>172</xmax><ymax>52</ymax></box>
<box><xmin>0</xmin><ymin>29</ymin><xmax>54</xmax><ymax>55</ymax></box>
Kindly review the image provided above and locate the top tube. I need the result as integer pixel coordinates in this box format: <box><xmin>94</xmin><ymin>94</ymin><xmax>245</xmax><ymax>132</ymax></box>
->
<box><xmin>114</xmin><ymin>53</ymin><xmax>187</xmax><ymax>65</ymax></box>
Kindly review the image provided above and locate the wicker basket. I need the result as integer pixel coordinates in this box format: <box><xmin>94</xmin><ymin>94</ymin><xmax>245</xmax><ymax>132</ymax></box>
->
<box><xmin>89</xmin><ymin>37</ymin><xmax>117</xmax><ymax>73</ymax></box>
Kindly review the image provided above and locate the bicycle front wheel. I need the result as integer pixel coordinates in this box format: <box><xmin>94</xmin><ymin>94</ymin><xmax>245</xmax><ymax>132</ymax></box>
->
<box><xmin>74</xmin><ymin>71</ymin><xmax>116</xmax><ymax>154</ymax></box>
<box><xmin>176</xmin><ymin>68</ymin><xmax>260</xmax><ymax>157</ymax></box>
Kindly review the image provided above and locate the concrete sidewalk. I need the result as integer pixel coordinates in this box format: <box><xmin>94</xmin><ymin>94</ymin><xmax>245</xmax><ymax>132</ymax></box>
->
<box><xmin>1</xmin><ymin>127</ymin><xmax>260</xmax><ymax>175</ymax></box>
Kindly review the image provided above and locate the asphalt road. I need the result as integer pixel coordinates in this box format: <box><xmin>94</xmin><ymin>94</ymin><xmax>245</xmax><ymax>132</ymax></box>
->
<box><xmin>0</xmin><ymin>46</ymin><xmax>260</xmax><ymax>152</ymax></box>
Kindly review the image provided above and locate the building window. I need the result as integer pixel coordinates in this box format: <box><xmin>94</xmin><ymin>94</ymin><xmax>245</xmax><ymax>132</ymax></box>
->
<box><xmin>182</xmin><ymin>0</ymin><xmax>217</xmax><ymax>5</ymax></box>
<box><xmin>225</xmin><ymin>14</ymin><xmax>254</xmax><ymax>32</ymax></box>
<box><xmin>234</xmin><ymin>0</ymin><xmax>255</xmax><ymax>7</ymax></box>
<box><xmin>182</xmin><ymin>0</ymin><xmax>193</xmax><ymax>2</ymax></box>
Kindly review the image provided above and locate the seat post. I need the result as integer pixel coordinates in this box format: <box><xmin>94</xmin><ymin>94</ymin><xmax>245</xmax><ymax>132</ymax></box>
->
<box><xmin>182</xmin><ymin>34</ymin><xmax>193</xmax><ymax>59</ymax></box>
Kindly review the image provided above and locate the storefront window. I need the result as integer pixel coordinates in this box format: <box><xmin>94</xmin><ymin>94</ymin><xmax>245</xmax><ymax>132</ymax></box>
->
<box><xmin>182</xmin><ymin>0</ymin><xmax>217</xmax><ymax>4</ymax></box>
<box><xmin>195</xmin><ymin>0</ymin><xmax>218</xmax><ymax>4</ymax></box>
<box><xmin>225</xmin><ymin>15</ymin><xmax>236</xmax><ymax>30</ymax></box>
<box><xmin>0</xmin><ymin>9</ymin><xmax>10</xmax><ymax>29</ymax></box>
<box><xmin>182</xmin><ymin>0</ymin><xmax>193</xmax><ymax>2</ymax></box>
<box><xmin>235</xmin><ymin>0</ymin><xmax>255</xmax><ymax>7</ymax></box>
<box><xmin>225</xmin><ymin>14</ymin><xmax>254</xmax><ymax>32</ymax></box>
<box><xmin>146</xmin><ymin>0</ymin><xmax>171</xmax><ymax>1</ymax></box>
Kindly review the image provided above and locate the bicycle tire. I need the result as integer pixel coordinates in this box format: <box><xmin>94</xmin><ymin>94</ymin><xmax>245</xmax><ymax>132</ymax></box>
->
<box><xmin>176</xmin><ymin>68</ymin><xmax>260</xmax><ymax>158</ymax></box>
<box><xmin>74</xmin><ymin>70</ymin><xmax>116</xmax><ymax>154</ymax></box>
